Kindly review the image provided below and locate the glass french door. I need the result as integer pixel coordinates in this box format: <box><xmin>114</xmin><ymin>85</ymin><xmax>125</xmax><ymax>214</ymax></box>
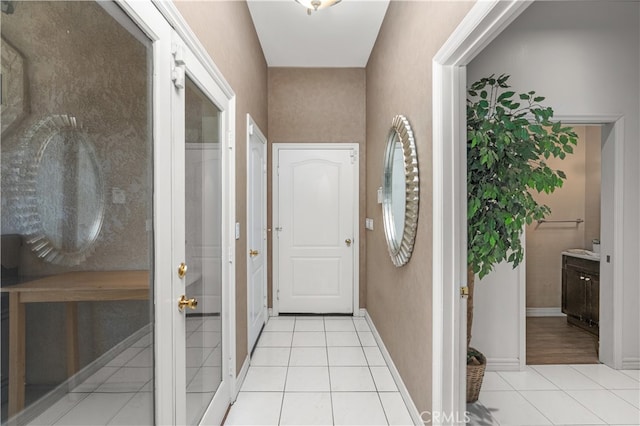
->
<box><xmin>0</xmin><ymin>2</ymin><xmax>159</xmax><ymax>424</ymax></box>
<box><xmin>0</xmin><ymin>1</ymin><xmax>233</xmax><ymax>423</ymax></box>
<box><xmin>169</xmin><ymin>33</ymin><xmax>233</xmax><ymax>425</ymax></box>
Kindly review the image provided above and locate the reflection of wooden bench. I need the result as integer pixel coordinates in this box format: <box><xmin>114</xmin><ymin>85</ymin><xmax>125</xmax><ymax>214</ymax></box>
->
<box><xmin>0</xmin><ymin>270</ymin><xmax>149</xmax><ymax>417</ymax></box>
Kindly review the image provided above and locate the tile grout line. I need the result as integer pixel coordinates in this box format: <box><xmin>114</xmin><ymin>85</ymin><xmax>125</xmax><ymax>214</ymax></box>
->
<box><xmin>55</xmin><ymin>335</ymin><xmax>154</xmax><ymax>424</ymax></box>
<box><xmin>324</xmin><ymin>316</ymin><xmax>336</xmax><ymax>426</ymax></box>
<box><xmin>276</xmin><ymin>317</ymin><xmax>296</xmax><ymax>425</ymax></box>
<box><xmin>103</xmin><ymin>391</ymin><xmax>140</xmax><ymax>425</ymax></box>
<box><xmin>556</xmin><ymin>387</ymin><xmax>611</xmax><ymax>425</ymax></box>
<box><xmin>476</xmin><ymin>371</ymin><xmax>513</xmax><ymax>426</ymax></box>
<box><xmin>508</xmin><ymin>366</ymin><xmax>572</xmax><ymax>425</ymax></box>
<box><xmin>509</xmin><ymin>365</ymin><xmax>609</xmax><ymax>425</ymax></box>
<box><xmin>356</xmin><ymin>316</ymin><xmax>391</xmax><ymax>425</ymax></box>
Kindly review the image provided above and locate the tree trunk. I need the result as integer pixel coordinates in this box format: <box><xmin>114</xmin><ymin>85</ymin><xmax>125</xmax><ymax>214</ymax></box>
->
<box><xmin>467</xmin><ymin>265</ymin><xmax>475</xmax><ymax>350</ymax></box>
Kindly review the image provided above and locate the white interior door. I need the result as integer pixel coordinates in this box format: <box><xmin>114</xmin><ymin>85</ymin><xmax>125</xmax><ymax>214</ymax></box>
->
<box><xmin>274</xmin><ymin>145</ymin><xmax>358</xmax><ymax>314</ymax></box>
<box><xmin>247</xmin><ymin>115</ymin><xmax>267</xmax><ymax>352</ymax></box>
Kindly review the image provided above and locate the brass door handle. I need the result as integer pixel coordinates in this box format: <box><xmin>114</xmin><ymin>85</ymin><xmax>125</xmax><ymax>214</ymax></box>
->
<box><xmin>345</xmin><ymin>239</ymin><xmax>352</xmax><ymax>247</ymax></box>
<box><xmin>249</xmin><ymin>249</ymin><xmax>259</xmax><ymax>257</ymax></box>
<box><xmin>178</xmin><ymin>262</ymin><xmax>188</xmax><ymax>278</ymax></box>
<box><xmin>178</xmin><ymin>295</ymin><xmax>198</xmax><ymax>311</ymax></box>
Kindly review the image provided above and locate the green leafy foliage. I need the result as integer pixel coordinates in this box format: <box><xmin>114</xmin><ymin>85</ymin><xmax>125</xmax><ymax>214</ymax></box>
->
<box><xmin>467</xmin><ymin>74</ymin><xmax>577</xmax><ymax>279</ymax></box>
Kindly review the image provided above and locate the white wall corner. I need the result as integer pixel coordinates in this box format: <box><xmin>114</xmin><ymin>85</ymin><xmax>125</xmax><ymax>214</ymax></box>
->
<box><xmin>363</xmin><ymin>310</ymin><xmax>423</xmax><ymax>425</ymax></box>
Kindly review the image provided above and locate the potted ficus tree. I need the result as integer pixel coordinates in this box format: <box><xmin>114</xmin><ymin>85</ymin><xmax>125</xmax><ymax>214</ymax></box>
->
<box><xmin>466</xmin><ymin>74</ymin><xmax>578</xmax><ymax>402</ymax></box>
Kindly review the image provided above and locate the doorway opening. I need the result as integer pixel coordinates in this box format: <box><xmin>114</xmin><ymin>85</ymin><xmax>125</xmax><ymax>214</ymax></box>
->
<box><xmin>525</xmin><ymin>125</ymin><xmax>602</xmax><ymax>365</ymax></box>
<box><xmin>433</xmin><ymin>0</ymin><xmax>633</xmax><ymax>418</ymax></box>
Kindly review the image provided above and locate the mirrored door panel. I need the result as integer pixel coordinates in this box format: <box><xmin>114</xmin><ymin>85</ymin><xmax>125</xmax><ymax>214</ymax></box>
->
<box><xmin>1</xmin><ymin>1</ymin><xmax>154</xmax><ymax>424</ymax></box>
<box><xmin>183</xmin><ymin>77</ymin><xmax>223</xmax><ymax>425</ymax></box>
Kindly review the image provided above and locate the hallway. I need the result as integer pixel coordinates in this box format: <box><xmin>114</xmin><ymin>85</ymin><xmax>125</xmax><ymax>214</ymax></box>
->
<box><xmin>224</xmin><ymin>316</ymin><xmax>414</xmax><ymax>425</ymax></box>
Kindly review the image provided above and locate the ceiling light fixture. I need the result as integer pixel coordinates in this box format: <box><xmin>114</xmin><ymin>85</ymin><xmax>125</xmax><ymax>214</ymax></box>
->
<box><xmin>295</xmin><ymin>0</ymin><xmax>342</xmax><ymax>15</ymax></box>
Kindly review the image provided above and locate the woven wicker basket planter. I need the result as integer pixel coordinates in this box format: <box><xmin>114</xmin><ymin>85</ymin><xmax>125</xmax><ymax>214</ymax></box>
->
<box><xmin>466</xmin><ymin>348</ymin><xmax>486</xmax><ymax>403</ymax></box>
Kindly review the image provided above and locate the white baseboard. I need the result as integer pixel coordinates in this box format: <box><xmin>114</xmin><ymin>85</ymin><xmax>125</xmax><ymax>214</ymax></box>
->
<box><xmin>363</xmin><ymin>310</ymin><xmax>421</xmax><ymax>426</ymax></box>
<box><xmin>356</xmin><ymin>308</ymin><xmax>366</xmax><ymax>317</ymax></box>
<box><xmin>485</xmin><ymin>358</ymin><xmax>521</xmax><ymax>371</ymax></box>
<box><xmin>268</xmin><ymin>308</ymin><xmax>273</xmax><ymax>317</ymax></box>
<box><xmin>526</xmin><ymin>307</ymin><xmax>566</xmax><ymax>317</ymax></box>
<box><xmin>622</xmin><ymin>358</ymin><xmax>640</xmax><ymax>369</ymax></box>
<box><xmin>234</xmin><ymin>355</ymin><xmax>250</xmax><ymax>401</ymax></box>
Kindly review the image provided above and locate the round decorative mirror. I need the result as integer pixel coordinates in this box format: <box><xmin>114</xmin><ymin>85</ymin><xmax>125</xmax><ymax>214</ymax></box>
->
<box><xmin>16</xmin><ymin>115</ymin><xmax>105</xmax><ymax>266</ymax></box>
<box><xmin>382</xmin><ymin>115</ymin><xmax>419</xmax><ymax>267</ymax></box>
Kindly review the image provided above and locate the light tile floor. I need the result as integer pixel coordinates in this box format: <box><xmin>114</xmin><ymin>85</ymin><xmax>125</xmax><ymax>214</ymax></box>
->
<box><xmin>224</xmin><ymin>315</ymin><xmax>414</xmax><ymax>426</ymax></box>
<box><xmin>23</xmin><ymin>315</ymin><xmax>637</xmax><ymax>426</ymax></box>
<box><xmin>25</xmin><ymin>316</ymin><xmax>221</xmax><ymax>426</ymax></box>
<box><xmin>468</xmin><ymin>364</ymin><xmax>640</xmax><ymax>425</ymax></box>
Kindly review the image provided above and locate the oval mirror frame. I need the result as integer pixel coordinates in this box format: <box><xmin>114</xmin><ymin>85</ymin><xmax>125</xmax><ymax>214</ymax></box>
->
<box><xmin>382</xmin><ymin>115</ymin><xmax>419</xmax><ymax>267</ymax></box>
<box><xmin>15</xmin><ymin>115</ymin><xmax>105</xmax><ymax>266</ymax></box>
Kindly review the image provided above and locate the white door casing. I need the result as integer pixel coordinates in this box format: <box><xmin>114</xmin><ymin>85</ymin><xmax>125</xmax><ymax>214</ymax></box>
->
<box><xmin>431</xmin><ymin>0</ymin><xmax>532</xmax><ymax>422</ymax></box>
<box><xmin>273</xmin><ymin>144</ymin><xmax>359</xmax><ymax>315</ymax></box>
<box><xmin>247</xmin><ymin>115</ymin><xmax>268</xmax><ymax>352</ymax></box>
<box><xmin>432</xmin><ymin>0</ymin><xmax>626</xmax><ymax>422</ymax></box>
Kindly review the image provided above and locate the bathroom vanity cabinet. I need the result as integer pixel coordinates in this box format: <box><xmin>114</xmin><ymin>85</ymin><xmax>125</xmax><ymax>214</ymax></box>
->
<box><xmin>562</xmin><ymin>253</ymin><xmax>599</xmax><ymax>336</ymax></box>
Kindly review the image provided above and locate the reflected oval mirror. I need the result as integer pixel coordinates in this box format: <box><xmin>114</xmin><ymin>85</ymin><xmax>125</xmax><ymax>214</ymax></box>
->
<box><xmin>382</xmin><ymin>115</ymin><xmax>419</xmax><ymax>267</ymax></box>
<box><xmin>18</xmin><ymin>115</ymin><xmax>105</xmax><ymax>265</ymax></box>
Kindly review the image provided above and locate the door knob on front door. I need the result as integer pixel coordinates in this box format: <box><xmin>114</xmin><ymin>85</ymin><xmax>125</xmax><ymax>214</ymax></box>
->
<box><xmin>345</xmin><ymin>239</ymin><xmax>352</xmax><ymax>247</ymax></box>
<box><xmin>177</xmin><ymin>262</ymin><xmax>188</xmax><ymax>278</ymax></box>
<box><xmin>178</xmin><ymin>295</ymin><xmax>198</xmax><ymax>311</ymax></box>
<box><xmin>249</xmin><ymin>249</ymin><xmax>259</xmax><ymax>257</ymax></box>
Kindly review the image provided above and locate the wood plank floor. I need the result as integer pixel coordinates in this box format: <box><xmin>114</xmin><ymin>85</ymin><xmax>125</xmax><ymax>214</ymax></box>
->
<box><xmin>526</xmin><ymin>317</ymin><xmax>599</xmax><ymax>365</ymax></box>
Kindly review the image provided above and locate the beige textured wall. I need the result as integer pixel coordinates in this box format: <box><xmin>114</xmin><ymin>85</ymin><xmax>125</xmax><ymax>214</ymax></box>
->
<box><xmin>365</xmin><ymin>1</ymin><xmax>474</xmax><ymax>414</ymax></box>
<box><xmin>1</xmin><ymin>2</ymin><xmax>150</xmax><ymax>274</ymax></box>
<box><xmin>525</xmin><ymin>126</ymin><xmax>602</xmax><ymax>308</ymax></box>
<box><xmin>267</xmin><ymin>68</ymin><xmax>367</xmax><ymax>307</ymax></box>
<box><xmin>175</xmin><ymin>1</ymin><xmax>268</xmax><ymax>373</ymax></box>
<box><xmin>1</xmin><ymin>1</ymin><xmax>151</xmax><ymax>384</ymax></box>
<box><xmin>584</xmin><ymin>126</ymin><xmax>602</xmax><ymax>246</ymax></box>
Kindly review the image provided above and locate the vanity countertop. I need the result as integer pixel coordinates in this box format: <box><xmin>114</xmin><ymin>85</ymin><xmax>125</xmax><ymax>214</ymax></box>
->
<box><xmin>562</xmin><ymin>249</ymin><xmax>600</xmax><ymax>262</ymax></box>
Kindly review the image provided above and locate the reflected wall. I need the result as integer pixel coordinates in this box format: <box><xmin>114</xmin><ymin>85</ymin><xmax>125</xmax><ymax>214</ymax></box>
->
<box><xmin>1</xmin><ymin>1</ymin><xmax>153</xmax><ymax>422</ymax></box>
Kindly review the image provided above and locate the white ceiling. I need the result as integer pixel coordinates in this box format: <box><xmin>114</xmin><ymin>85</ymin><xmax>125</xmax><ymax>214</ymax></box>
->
<box><xmin>247</xmin><ymin>0</ymin><xmax>390</xmax><ymax>67</ymax></box>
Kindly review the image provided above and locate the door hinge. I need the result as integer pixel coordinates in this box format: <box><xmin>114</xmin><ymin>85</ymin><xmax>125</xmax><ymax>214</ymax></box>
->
<box><xmin>228</xmin><ymin>247</ymin><xmax>233</xmax><ymax>264</ymax></box>
<box><xmin>227</xmin><ymin>130</ymin><xmax>233</xmax><ymax>150</ymax></box>
<box><xmin>460</xmin><ymin>286</ymin><xmax>469</xmax><ymax>298</ymax></box>
<box><xmin>171</xmin><ymin>43</ymin><xmax>185</xmax><ymax>90</ymax></box>
<box><xmin>350</xmin><ymin>149</ymin><xmax>358</xmax><ymax>164</ymax></box>
<box><xmin>277</xmin><ymin>289</ymin><xmax>280</xmax><ymax>301</ymax></box>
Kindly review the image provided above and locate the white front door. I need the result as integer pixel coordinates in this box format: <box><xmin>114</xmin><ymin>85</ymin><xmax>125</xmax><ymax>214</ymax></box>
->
<box><xmin>170</xmin><ymin>34</ymin><xmax>234</xmax><ymax>425</ymax></box>
<box><xmin>247</xmin><ymin>116</ymin><xmax>267</xmax><ymax>352</ymax></box>
<box><xmin>274</xmin><ymin>145</ymin><xmax>358</xmax><ymax>314</ymax></box>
